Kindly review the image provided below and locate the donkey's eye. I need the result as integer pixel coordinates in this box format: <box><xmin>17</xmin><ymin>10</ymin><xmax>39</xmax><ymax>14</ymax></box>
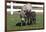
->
<box><xmin>24</xmin><ymin>11</ymin><xmax>25</xmax><ymax>12</ymax></box>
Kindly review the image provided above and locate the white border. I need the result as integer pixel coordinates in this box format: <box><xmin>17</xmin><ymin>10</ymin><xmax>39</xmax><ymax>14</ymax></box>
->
<box><xmin>0</xmin><ymin>0</ymin><xmax>5</xmax><ymax>32</ymax></box>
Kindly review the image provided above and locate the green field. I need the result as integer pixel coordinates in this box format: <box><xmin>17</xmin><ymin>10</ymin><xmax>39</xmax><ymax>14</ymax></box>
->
<box><xmin>7</xmin><ymin>12</ymin><xmax>44</xmax><ymax>31</ymax></box>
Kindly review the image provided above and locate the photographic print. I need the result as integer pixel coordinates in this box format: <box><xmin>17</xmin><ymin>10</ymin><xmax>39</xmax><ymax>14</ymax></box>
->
<box><xmin>5</xmin><ymin>0</ymin><xmax>44</xmax><ymax>32</ymax></box>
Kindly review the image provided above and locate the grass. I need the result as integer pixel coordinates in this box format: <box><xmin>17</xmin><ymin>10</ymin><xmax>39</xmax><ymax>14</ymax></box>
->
<box><xmin>7</xmin><ymin>12</ymin><xmax>44</xmax><ymax>31</ymax></box>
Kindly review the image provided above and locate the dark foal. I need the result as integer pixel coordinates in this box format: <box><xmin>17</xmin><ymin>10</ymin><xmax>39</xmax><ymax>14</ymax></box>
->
<box><xmin>25</xmin><ymin>10</ymin><xmax>32</xmax><ymax>25</ymax></box>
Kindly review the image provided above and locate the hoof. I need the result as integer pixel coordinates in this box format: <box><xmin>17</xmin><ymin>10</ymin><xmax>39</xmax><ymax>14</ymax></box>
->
<box><xmin>27</xmin><ymin>21</ymin><xmax>32</xmax><ymax>25</ymax></box>
<box><xmin>16</xmin><ymin>22</ymin><xmax>21</xmax><ymax>26</ymax></box>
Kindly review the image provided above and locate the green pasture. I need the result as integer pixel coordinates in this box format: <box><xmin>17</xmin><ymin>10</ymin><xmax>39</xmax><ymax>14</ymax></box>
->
<box><xmin>7</xmin><ymin>12</ymin><xmax>44</xmax><ymax>31</ymax></box>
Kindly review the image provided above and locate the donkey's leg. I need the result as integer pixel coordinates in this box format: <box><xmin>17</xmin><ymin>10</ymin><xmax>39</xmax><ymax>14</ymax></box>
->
<box><xmin>27</xmin><ymin>17</ymin><xmax>31</xmax><ymax>25</ymax></box>
<box><xmin>24</xmin><ymin>17</ymin><xmax>27</xmax><ymax>25</ymax></box>
<box><xmin>24</xmin><ymin>17</ymin><xmax>26</xmax><ymax>23</ymax></box>
<box><xmin>30</xmin><ymin>17</ymin><xmax>32</xmax><ymax>24</ymax></box>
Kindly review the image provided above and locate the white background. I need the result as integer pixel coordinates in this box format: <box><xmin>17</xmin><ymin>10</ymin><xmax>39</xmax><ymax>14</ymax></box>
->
<box><xmin>0</xmin><ymin>0</ymin><xmax>45</xmax><ymax>32</ymax></box>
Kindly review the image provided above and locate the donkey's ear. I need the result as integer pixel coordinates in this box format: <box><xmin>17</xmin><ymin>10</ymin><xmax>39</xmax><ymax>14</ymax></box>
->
<box><xmin>29</xmin><ymin>9</ymin><xmax>31</xmax><ymax>12</ymax></box>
